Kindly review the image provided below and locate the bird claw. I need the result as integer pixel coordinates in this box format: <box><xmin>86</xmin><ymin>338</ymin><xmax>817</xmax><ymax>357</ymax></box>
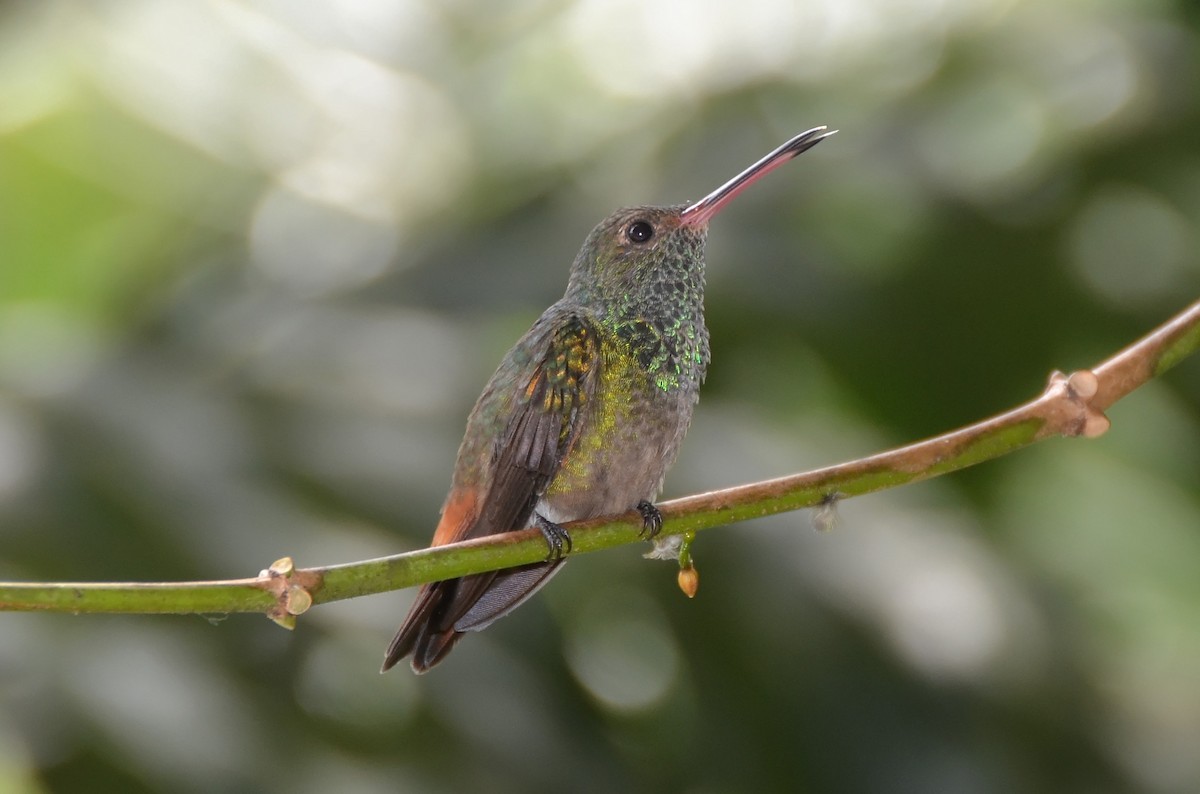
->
<box><xmin>534</xmin><ymin>513</ymin><xmax>572</xmax><ymax>560</ymax></box>
<box><xmin>636</xmin><ymin>500</ymin><xmax>664</xmax><ymax>539</ymax></box>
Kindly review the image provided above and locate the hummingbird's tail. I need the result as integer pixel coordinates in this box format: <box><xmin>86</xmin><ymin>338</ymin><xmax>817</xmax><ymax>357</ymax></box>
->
<box><xmin>451</xmin><ymin>559</ymin><xmax>565</xmax><ymax>631</ymax></box>
<box><xmin>381</xmin><ymin>580</ymin><xmax>461</xmax><ymax>673</ymax></box>
<box><xmin>381</xmin><ymin>560</ymin><xmax>567</xmax><ymax>673</ymax></box>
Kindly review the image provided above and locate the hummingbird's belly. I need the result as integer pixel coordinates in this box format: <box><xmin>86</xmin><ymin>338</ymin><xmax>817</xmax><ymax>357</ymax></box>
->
<box><xmin>538</xmin><ymin>349</ymin><xmax>697</xmax><ymax>524</ymax></box>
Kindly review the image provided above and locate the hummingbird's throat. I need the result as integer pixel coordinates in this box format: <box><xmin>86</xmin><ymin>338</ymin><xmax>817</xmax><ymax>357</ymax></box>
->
<box><xmin>607</xmin><ymin>270</ymin><xmax>709</xmax><ymax>395</ymax></box>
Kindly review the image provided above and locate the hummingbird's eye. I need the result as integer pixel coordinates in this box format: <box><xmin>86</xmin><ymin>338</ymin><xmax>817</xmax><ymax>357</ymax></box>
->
<box><xmin>625</xmin><ymin>220</ymin><xmax>654</xmax><ymax>244</ymax></box>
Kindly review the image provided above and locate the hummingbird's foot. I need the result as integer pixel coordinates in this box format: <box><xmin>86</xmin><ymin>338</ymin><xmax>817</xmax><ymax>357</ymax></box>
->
<box><xmin>534</xmin><ymin>513</ymin><xmax>572</xmax><ymax>560</ymax></box>
<box><xmin>636</xmin><ymin>500</ymin><xmax>663</xmax><ymax>539</ymax></box>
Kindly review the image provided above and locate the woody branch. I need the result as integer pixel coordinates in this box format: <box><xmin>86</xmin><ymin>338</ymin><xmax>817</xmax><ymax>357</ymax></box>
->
<box><xmin>1</xmin><ymin>298</ymin><xmax>1197</xmax><ymax>625</ymax></box>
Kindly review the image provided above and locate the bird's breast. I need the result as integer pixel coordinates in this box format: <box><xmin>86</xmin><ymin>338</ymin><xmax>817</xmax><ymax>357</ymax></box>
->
<box><xmin>539</xmin><ymin>333</ymin><xmax>700</xmax><ymax>523</ymax></box>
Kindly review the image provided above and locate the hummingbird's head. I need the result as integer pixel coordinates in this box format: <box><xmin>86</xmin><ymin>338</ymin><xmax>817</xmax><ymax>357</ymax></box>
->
<box><xmin>563</xmin><ymin>126</ymin><xmax>835</xmax><ymax>312</ymax></box>
<box><xmin>563</xmin><ymin>204</ymin><xmax>707</xmax><ymax>308</ymax></box>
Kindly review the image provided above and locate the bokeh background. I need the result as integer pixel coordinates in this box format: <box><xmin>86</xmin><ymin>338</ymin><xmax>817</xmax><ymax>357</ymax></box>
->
<box><xmin>2</xmin><ymin>1</ymin><xmax>1200</xmax><ymax>791</ymax></box>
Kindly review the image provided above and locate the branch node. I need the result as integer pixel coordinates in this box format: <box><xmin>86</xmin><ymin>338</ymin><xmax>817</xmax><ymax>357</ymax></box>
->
<box><xmin>1044</xmin><ymin>369</ymin><xmax>1111</xmax><ymax>439</ymax></box>
<box><xmin>257</xmin><ymin>556</ymin><xmax>321</xmax><ymax>630</ymax></box>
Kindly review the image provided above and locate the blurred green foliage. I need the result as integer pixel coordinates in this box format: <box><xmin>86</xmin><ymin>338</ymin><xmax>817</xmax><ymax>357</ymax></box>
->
<box><xmin>1</xmin><ymin>1</ymin><xmax>1199</xmax><ymax>792</ymax></box>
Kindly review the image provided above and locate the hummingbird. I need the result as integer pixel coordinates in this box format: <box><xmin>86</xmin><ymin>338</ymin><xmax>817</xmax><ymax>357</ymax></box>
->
<box><xmin>382</xmin><ymin>126</ymin><xmax>835</xmax><ymax>673</ymax></box>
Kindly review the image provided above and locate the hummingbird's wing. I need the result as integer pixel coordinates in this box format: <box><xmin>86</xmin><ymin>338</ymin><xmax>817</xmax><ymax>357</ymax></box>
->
<box><xmin>383</xmin><ymin>313</ymin><xmax>599</xmax><ymax>672</ymax></box>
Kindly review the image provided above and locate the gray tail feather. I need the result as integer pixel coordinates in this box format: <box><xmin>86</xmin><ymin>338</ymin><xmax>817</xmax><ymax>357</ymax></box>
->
<box><xmin>381</xmin><ymin>560</ymin><xmax>566</xmax><ymax>673</ymax></box>
<box><xmin>453</xmin><ymin>560</ymin><xmax>566</xmax><ymax>632</ymax></box>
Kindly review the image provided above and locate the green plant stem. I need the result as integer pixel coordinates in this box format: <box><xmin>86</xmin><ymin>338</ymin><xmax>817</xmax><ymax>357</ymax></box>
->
<box><xmin>1</xmin><ymin>298</ymin><xmax>1198</xmax><ymax>619</ymax></box>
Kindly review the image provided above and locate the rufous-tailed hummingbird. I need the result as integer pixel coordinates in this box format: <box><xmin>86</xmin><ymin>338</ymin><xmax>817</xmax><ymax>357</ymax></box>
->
<box><xmin>383</xmin><ymin>126</ymin><xmax>835</xmax><ymax>673</ymax></box>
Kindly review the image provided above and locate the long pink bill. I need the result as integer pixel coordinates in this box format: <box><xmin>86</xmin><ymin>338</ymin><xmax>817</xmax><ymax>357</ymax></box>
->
<box><xmin>680</xmin><ymin>126</ymin><xmax>835</xmax><ymax>227</ymax></box>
